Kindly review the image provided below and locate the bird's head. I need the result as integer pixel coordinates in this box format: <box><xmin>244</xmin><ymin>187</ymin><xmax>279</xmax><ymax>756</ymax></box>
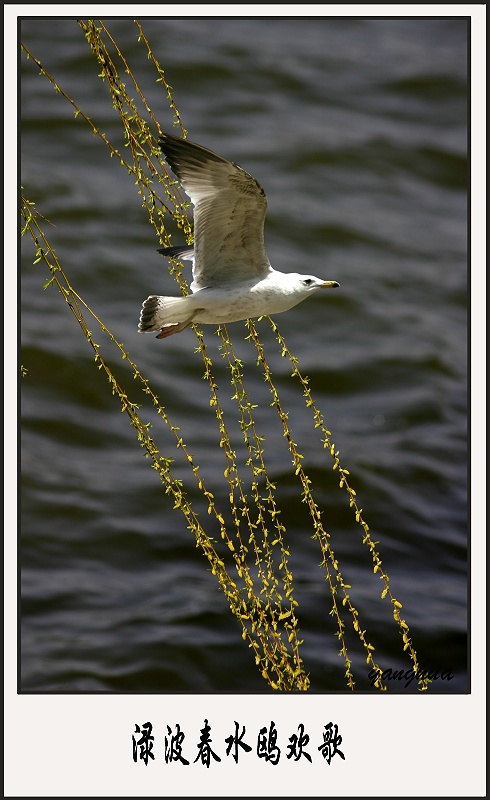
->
<box><xmin>294</xmin><ymin>274</ymin><xmax>340</xmax><ymax>294</ymax></box>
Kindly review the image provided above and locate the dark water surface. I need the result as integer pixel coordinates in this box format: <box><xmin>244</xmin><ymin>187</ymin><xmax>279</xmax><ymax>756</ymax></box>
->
<box><xmin>20</xmin><ymin>18</ymin><xmax>468</xmax><ymax>693</ymax></box>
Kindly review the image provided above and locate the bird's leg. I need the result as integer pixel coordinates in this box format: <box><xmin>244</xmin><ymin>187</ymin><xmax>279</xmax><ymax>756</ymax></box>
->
<box><xmin>155</xmin><ymin>320</ymin><xmax>191</xmax><ymax>339</ymax></box>
<box><xmin>155</xmin><ymin>310</ymin><xmax>203</xmax><ymax>339</ymax></box>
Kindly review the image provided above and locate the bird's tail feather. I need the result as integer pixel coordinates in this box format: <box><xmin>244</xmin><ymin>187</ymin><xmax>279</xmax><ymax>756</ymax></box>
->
<box><xmin>138</xmin><ymin>294</ymin><xmax>192</xmax><ymax>333</ymax></box>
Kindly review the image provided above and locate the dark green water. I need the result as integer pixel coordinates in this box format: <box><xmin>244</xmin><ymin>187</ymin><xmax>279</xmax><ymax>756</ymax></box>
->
<box><xmin>20</xmin><ymin>18</ymin><xmax>468</xmax><ymax>693</ymax></box>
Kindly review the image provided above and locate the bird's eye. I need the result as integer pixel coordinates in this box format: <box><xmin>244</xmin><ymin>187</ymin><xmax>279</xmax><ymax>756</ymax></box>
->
<box><xmin>303</xmin><ymin>278</ymin><xmax>313</xmax><ymax>287</ymax></box>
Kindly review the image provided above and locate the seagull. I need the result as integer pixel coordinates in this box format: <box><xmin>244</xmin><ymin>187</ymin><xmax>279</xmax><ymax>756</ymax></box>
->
<box><xmin>138</xmin><ymin>133</ymin><xmax>339</xmax><ymax>339</ymax></box>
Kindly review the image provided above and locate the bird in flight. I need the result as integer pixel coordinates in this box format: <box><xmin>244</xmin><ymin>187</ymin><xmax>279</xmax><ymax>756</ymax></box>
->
<box><xmin>139</xmin><ymin>133</ymin><xmax>339</xmax><ymax>339</ymax></box>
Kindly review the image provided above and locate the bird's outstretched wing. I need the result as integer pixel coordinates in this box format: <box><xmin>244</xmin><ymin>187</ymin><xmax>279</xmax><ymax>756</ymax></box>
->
<box><xmin>159</xmin><ymin>133</ymin><xmax>272</xmax><ymax>290</ymax></box>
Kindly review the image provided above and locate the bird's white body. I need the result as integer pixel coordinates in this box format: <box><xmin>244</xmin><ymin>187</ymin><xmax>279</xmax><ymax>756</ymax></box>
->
<box><xmin>139</xmin><ymin>134</ymin><xmax>339</xmax><ymax>339</ymax></box>
<box><xmin>143</xmin><ymin>271</ymin><xmax>333</xmax><ymax>329</ymax></box>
